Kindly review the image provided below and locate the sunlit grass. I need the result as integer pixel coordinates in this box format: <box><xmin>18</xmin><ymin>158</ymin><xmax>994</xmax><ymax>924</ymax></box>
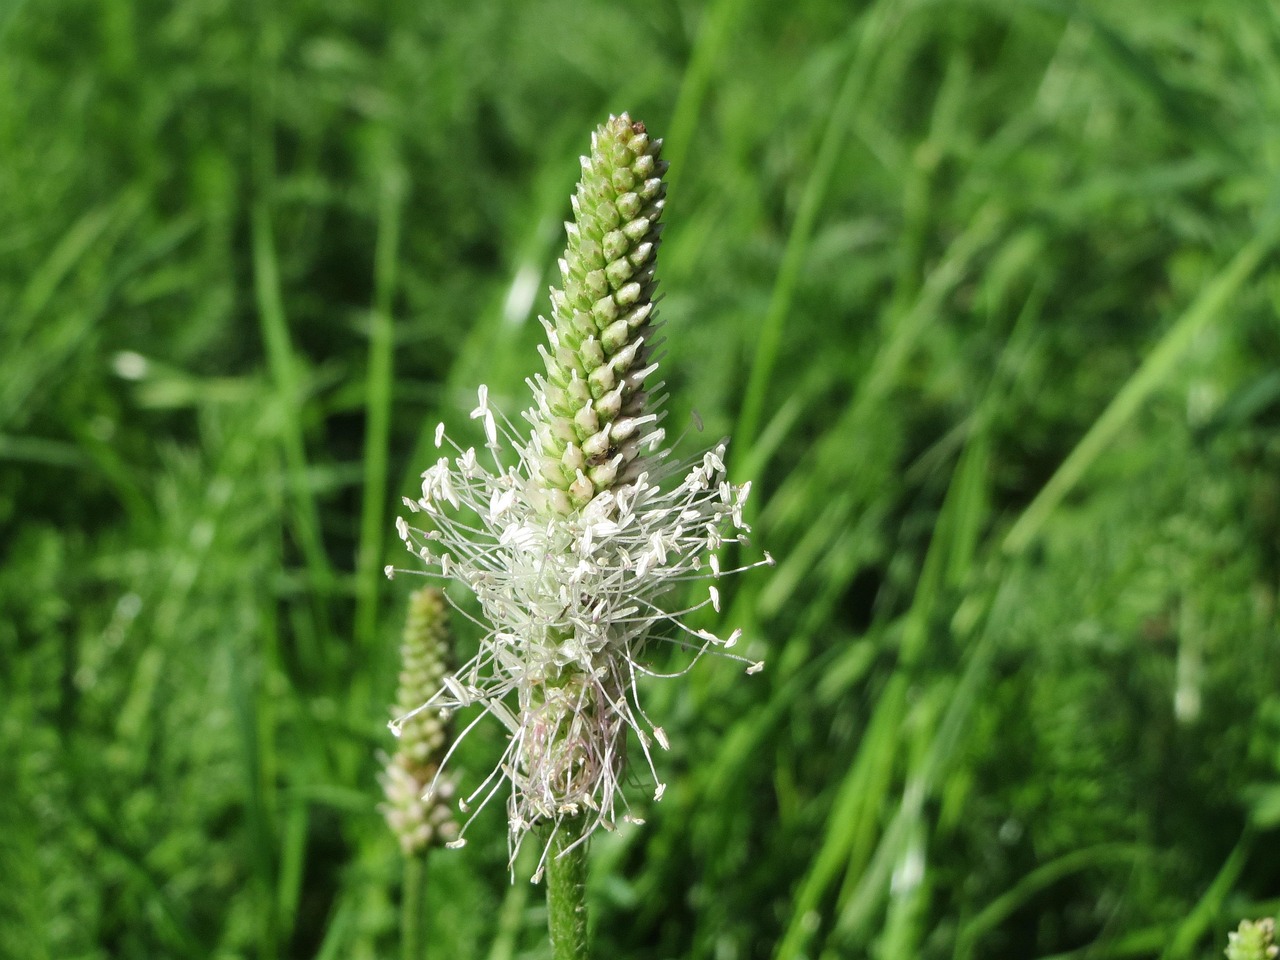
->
<box><xmin>2</xmin><ymin>1</ymin><xmax>1279</xmax><ymax>958</ymax></box>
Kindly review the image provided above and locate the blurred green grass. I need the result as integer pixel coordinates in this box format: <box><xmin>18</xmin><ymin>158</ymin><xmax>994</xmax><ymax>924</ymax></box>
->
<box><xmin>2</xmin><ymin>1</ymin><xmax>1279</xmax><ymax>958</ymax></box>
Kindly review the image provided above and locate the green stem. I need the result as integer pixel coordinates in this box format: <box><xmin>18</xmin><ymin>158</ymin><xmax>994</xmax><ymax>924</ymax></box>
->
<box><xmin>402</xmin><ymin>853</ymin><xmax>427</xmax><ymax>960</ymax></box>
<box><xmin>354</xmin><ymin>150</ymin><xmax>404</xmax><ymax>654</ymax></box>
<box><xmin>546</xmin><ymin>822</ymin><xmax>590</xmax><ymax>960</ymax></box>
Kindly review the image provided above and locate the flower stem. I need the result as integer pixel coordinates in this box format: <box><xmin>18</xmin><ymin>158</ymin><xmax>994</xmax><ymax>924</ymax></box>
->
<box><xmin>546</xmin><ymin>821</ymin><xmax>589</xmax><ymax>960</ymax></box>
<box><xmin>402</xmin><ymin>852</ymin><xmax>427</xmax><ymax>960</ymax></box>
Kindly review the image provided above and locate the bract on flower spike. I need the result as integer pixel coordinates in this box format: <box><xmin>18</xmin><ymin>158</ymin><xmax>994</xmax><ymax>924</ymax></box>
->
<box><xmin>390</xmin><ymin>113</ymin><xmax>774</xmax><ymax>873</ymax></box>
<box><xmin>380</xmin><ymin>587</ymin><xmax>459</xmax><ymax>855</ymax></box>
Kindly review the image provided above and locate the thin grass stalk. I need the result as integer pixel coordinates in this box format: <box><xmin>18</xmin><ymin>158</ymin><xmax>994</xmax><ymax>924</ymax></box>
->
<box><xmin>250</xmin><ymin>202</ymin><xmax>335</xmax><ymax>660</ymax></box>
<box><xmin>1002</xmin><ymin>215</ymin><xmax>1280</xmax><ymax>555</ymax></box>
<box><xmin>355</xmin><ymin>153</ymin><xmax>405</xmax><ymax>653</ymax></box>
<box><xmin>732</xmin><ymin>0</ymin><xmax>900</xmax><ymax>469</ymax></box>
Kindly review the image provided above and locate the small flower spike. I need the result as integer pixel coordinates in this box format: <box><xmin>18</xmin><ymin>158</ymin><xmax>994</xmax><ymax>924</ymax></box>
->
<box><xmin>381</xmin><ymin>587</ymin><xmax>458</xmax><ymax>855</ymax></box>
<box><xmin>1226</xmin><ymin>918</ymin><xmax>1279</xmax><ymax>960</ymax></box>
<box><xmin>390</xmin><ymin>114</ymin><xmax>773</xmax><ymax>872</ymax></box>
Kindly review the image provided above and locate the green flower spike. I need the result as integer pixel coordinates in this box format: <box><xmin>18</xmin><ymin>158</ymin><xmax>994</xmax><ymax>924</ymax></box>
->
<box><xmin>381</xmin><ymin>587</ymin><xmax>458</xmax><ymax>855</ymax></box>
<box><xmin>1226</xmin><ymin>918</ymin><xmax>1279</xmax><ymax>960</ymax></box>
<box><xmin>530</xmin><ymin>113</ymin><xmax>668</xmax><ymax>513</ymax></box>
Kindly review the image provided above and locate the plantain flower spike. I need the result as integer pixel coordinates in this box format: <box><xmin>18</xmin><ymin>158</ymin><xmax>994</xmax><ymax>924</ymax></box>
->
<box><xmin>530</xmin><ymin>114</ymin><xmax>667</xmax><ymax>513</ymax></box>
<box><xmin>390</xmin><ymin>113</ymin><xmax>772</xmax><ymax>874</ymax></box>
<box><xmin>381</xmin><ymin>587</ymin><xmax>458</xmax><ymax>855</ymax></box>
<box><xmin>1226</xmin><ymin>919</ymin><xmax>1279</xmax><ymax>960</ymax></box>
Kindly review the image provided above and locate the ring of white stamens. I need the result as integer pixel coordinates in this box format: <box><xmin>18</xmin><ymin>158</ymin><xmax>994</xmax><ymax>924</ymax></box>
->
<box><xmin>391</xmin><ymin>384</ymin><xmax>772</xmax><ymax>867</ymax></box>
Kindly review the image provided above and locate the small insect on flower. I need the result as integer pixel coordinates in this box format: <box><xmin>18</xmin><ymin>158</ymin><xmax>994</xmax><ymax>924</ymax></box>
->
<box><xmin>389</xmin><ymin>113</ymin><xmax>773</xmax><ymax>876</ymax></box>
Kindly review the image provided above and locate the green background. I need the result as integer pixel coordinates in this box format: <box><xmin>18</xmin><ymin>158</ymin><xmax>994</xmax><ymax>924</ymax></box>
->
<box><xmin>2</xmin><ymin>0</ymin><xmax>1278</xmax><ymax>957</ymax></box>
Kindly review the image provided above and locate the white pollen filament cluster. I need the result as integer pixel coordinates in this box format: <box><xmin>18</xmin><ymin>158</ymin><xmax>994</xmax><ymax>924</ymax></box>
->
<box><xmin>389</xmin><ymin>385</ymin><xmax>771</xmax><ymax>875</ymax></box>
